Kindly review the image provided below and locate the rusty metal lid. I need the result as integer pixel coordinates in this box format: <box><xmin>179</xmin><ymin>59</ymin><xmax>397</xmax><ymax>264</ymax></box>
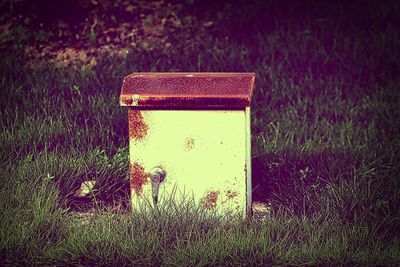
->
<box><xmin>120</xmin><ymin>72</ymin><xmax>255</xmax><ymax>108</ymax></box>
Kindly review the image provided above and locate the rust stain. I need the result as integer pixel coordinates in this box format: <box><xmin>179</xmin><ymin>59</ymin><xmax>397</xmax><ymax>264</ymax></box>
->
<box><xmin>121</xmin><ymin>96</ymin><xmax>133</xmax><ymax>105</ymax></box>
<box><xmin>136</xmin><ymin>96</ymin><xmax>248</xmax><ymax>108</ymax></box>
<box><xmin>184</xmin><ymin>138</ymin><xmax>195</xmax><ymax>151</ymax></box>
<box><xmin>128</xmin><ymin>108</ymin><xmax>148</xmax><ymax>141</ymax></box>
<box><xmin>119</xmin><ymin>73</ymin><xmax>255</xmax><ymax>108</ymax></box>
<box><xmin>122</xmin><ymin>73</ymin><xmax>254</xmax><ymax>95</ymax></box>
<box><xmin>202</xmin><ymin>191</ymin><xmax>219</xmax><ymax>210</ymax></box>
<box><xmin>226</xmin><ymin>190</ymin><xmax>238</xmax><ymax>199</ymax></box>
<box><xmin>221</xmin><ymin>190</ymin><xmax>239</xmax><ymax>205</ymax></box>
<box><xmin>129</xmin><ymin>162</ymin><xmax>149</xmax><ymax>195</ymax></box>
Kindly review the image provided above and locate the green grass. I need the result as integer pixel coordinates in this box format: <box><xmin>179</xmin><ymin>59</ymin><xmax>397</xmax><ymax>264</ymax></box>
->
<box><xmin>1</xmin><ymin>0</ymin><xmax>400</xmax><ymax>265</ymax></box>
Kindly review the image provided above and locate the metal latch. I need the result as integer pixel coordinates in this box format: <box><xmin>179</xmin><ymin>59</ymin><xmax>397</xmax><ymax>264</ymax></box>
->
<box><xmin>149</xmin><ymin>167</ymin><xmax>166</xmax><ymax>205</ymax></box>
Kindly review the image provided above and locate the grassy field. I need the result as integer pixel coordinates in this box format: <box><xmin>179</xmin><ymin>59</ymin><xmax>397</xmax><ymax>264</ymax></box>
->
<box><xmin>1</xmin><ymin>0</ymin><xmax>400</xmax><ymax>265</ymax></box>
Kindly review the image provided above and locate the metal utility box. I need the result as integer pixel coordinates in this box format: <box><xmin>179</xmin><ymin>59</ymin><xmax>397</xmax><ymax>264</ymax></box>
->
<box><xmin>120</xmin><ymin>73</ymin><xmax>255</xmax><ymax>216</ymax></box>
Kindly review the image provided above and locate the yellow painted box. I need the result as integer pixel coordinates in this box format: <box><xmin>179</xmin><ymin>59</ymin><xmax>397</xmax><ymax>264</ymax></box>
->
<box><xmin>120</xmin><ymin>73</ymin><xmax>255</xmax><ymax>217</ymax></box>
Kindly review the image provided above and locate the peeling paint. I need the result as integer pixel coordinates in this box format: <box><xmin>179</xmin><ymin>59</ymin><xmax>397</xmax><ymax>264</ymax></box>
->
<box><xmin>131</xmin><ymin>94</ymin><xmax>139</xmax><ymax>106</ymax></box>
<box><xmin>128</xmin><ymin>108</ymin><xmax>148</xmax><ymax>141</ymax></box>
<box><xmin>202</xmin><ymin>191</ymin><xmax>219</xmax><ymax>210</ymax></box>
<box><xmin>130</xmin><ymin>162</ymin><xmax>148</xmax><ymax>195</ymax></box>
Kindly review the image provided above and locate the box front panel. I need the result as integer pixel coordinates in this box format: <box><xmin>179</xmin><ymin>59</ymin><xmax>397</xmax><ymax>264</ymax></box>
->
<box><xmin>128</xmin><ymin>109</ymin><xmax>247</xmax><ymax>216</ymax></box>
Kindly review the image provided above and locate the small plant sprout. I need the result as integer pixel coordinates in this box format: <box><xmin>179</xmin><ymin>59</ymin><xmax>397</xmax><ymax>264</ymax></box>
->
<box><xmin>44</xmin><ymin>172</ymin><xmax>54</xmax><ymax>182</ymax></box>
<box><xmin>70</xmin><ymin>84</ymin><xmax>81</xmax><ymax>96</ymax></box>
<box><xmin>300</xmin><ymin>166</ymin><xmax>310</xmax><ymax>180</ymax></box>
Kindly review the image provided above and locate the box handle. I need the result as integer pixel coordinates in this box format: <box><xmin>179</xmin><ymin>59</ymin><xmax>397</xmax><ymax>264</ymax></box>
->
<box><xmin>150</xmin><ymin>167</ymin><xmax>166</xmax><ymax>205</ymax></box>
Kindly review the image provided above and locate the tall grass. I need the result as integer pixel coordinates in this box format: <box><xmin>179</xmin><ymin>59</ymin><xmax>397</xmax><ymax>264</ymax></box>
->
<box><xmin>1</xmin><ymin>182</ymin><xmax>399</xmax><ymax>265</ymax></box>
<box><xmin>1</xmin><ymin>0</ymin><xmax>399</xmax><ymax>265</ymax></box>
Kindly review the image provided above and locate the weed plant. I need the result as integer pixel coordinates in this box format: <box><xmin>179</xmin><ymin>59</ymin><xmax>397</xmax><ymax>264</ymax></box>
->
<box><xmin>1</xmin><ymin>0</ymin><xmax>399</xmax><ymax>265</ymax></box>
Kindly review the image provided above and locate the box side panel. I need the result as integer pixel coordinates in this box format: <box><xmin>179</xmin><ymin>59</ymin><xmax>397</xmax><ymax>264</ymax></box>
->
<box><xmin>245</xmin><ymin>107</ymin><xmax>252</xmax><ymax>216</ymax></box>
<box><xmin>128</xmin><ymin>109</ymin><xmax>247</xmax><ymax>216</ymax></box>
